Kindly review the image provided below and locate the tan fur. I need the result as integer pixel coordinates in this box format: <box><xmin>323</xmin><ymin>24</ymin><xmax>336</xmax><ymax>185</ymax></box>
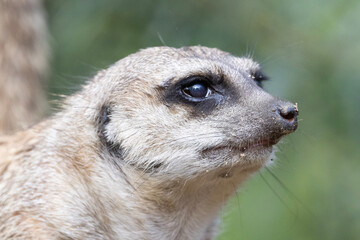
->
<box><xmin>0</xmin><ymin>46</ymin><xmax>297</xmax><ymax>239</ymax></box>
<box><xmin>0</xmin><ymin>0</ymin><xmax>48</xmax><ymax>135</ymax></box>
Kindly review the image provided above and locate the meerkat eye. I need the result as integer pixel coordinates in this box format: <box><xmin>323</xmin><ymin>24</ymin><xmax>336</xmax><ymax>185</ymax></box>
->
<box><xmin>182</xmin><ymin>82</ymin><xmax>212</xmax><ymax>99</ymax></box>
<box><xmin>250</xmin><ymin>70</ymin><xmax>269</xmax><ymax>87</ymax></box>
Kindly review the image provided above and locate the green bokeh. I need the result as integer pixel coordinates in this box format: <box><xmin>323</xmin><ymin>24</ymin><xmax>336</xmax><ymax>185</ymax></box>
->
<box><xmin>45</xmin><ymin>1</ymin><xmax>360</xmax><ymax>239</ymax></box>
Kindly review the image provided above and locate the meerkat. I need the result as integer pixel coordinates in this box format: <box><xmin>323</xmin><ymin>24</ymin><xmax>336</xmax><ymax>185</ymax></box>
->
<box><xmin>0</xmin><ymin>45</ymin><xmax>298</xmax><ymax>239</ymax></box>
<box><xmin>0</xmin><ymin>0</ymin><xmax>48</xmax><ymax>135</ymax></box>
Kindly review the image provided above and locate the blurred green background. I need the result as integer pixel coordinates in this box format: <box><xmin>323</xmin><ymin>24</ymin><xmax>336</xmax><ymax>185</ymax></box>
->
<box><xmin>44</xmin><ymin>1</ymin><xmax>360</xmax><ymax>239</ymax></box>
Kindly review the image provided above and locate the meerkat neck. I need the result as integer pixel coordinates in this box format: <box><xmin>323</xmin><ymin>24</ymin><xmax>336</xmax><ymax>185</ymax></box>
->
<box><xmin>85</xmin><ymin>157</ymin><xmax>257</xmax><ymax>239</ymax></box>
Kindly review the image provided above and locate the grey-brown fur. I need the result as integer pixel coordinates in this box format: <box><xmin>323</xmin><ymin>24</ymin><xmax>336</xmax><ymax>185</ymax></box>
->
<box><xmin>0</xmin><ymin>46</ymin><xmax>298</xmax><ymax>239</ymax></box>
<box><xmin>0</xmin><ymin>0</ymin><xmax>48</xmax><ymax>135</ymax></box>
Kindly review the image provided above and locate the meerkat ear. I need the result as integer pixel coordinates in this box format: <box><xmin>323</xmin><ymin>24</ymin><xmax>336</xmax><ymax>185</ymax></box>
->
<box><xmin>98</xmin><ymin>105</ymin><xmax>123</xmax><ymax>159</ymax></box>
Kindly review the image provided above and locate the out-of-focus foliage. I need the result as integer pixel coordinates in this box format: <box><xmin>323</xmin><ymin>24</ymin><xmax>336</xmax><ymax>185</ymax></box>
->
<box><xmin>45</xmin><ymin>0</ymin><xmax>360</xmax><ymax>239</ymax></box>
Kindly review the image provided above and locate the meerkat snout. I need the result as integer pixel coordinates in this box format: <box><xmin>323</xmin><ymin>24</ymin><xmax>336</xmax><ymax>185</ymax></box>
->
<box><xmin>275</xmin><ymin>102</ymin><xmax>298</xmax><ymax>131</ymax></box>
<box><xmin>261</xmin><ymin>101</ymin><xmax>299</xmax><ymax>144</ymax></box>
<box><xmin>277</xmin><ymin>104</ymin><xmax>298</xmax><ymax>122</ymax></box>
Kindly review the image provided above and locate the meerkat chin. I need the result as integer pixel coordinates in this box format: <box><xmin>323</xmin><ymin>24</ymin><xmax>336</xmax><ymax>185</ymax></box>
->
<box><xmin>0</xmin><ymin>46</ymin><xmax>298</xmax><ymax>240</ymax></box>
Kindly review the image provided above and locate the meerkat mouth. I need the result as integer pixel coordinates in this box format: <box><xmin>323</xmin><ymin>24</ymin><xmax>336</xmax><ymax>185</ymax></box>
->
<box><xmin>238</xmin><ymin>138</ymin><xmax>280</xmax><ymax>152</ymax></box>
<box><xmin>202</xmin><ymin>137</ymin><xmax>282</xmax><ymax>156</ymax></box>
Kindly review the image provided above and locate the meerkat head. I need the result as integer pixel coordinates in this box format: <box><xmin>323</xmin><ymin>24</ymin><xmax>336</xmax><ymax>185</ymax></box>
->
<box><xmin>89</xmin><ymin>46</ymin><xmax>298</xmax><ymax>180</ymax></box>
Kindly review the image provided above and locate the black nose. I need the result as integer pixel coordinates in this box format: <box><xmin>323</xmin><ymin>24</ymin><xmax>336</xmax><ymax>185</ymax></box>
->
<box><xmin>275</xmin><ymin>104</ymin><xmax>298</xmax><ymax>132</ymax></box>
<box><xmin>278</xmin><ymin>105</ymin><xmax>298</xmax><ymax>121</ymax></box>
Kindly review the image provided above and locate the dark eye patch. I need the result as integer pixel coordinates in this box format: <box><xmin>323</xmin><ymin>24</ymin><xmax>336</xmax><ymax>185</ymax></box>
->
<box><xmin>250</xmin><ymin>70</ymin><xmax>269</xmax><ymax>88</ymax></box>
<box><xmin>161</xmin><ymin>74</ymin><xmax>238</xmax><ymax>116</ymax></box>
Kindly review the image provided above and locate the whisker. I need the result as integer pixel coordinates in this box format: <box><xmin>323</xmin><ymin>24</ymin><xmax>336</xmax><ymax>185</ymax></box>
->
<box><xmin>265</xmin><ymin>167</ymin><xmax>314</xmax><ymax>216</ymax></box>
<box><xmin>157</xmin><ymin>32</ymin><xmax>167</xmax><ymax>46</ymax></box>
<box><xmin>259</xmin><ymin>171</ymin><xmax>296</xmax><ymax>216</ymax></box>
<box><xmin>232</xmin><ymin>182</ymin><xmax>243</xmax><ymax>231</ymax></box>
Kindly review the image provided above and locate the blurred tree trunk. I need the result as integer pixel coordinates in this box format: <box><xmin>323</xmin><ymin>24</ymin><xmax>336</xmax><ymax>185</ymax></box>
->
<box><xmin>0</xmin><ymin>0</ymin><xmax>48</xmax><ymax>135</ymax></box>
